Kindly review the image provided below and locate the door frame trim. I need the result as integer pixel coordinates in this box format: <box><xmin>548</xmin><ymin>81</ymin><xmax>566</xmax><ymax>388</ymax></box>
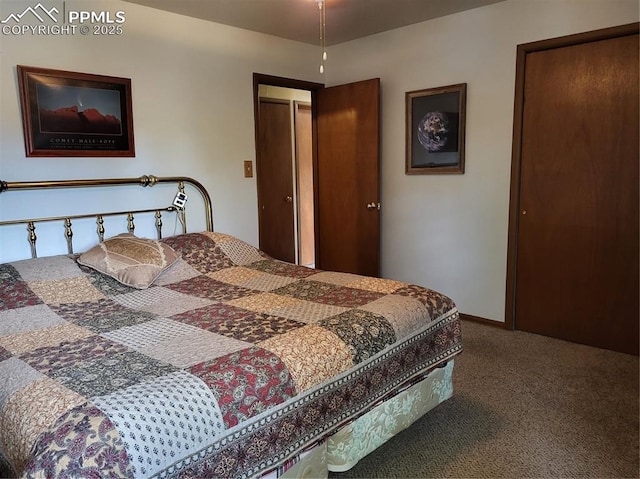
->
<box><xmin>504</xmin><ymin>22</ymin><xmax>640</xmax><ymax>329</ymax></box>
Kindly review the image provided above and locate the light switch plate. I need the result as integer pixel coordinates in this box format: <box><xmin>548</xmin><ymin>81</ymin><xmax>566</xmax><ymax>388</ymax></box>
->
<box><xmin>244</xmin><ymin>160</ymin><xmax>253</xmax><ymax>178</ymax></box>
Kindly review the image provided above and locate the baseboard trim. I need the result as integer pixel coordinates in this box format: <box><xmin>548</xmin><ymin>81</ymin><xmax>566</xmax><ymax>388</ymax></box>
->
<box><xmin>459</xmin><ymin>313</ymin><xmax>509</xmax><ymax>329</ymax></box>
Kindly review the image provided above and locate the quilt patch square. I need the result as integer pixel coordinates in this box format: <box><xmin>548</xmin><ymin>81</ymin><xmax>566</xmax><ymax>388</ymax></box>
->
<box><xmin>50</xmin><ymin>350</ymin><xmax>177</xmax><ymax>398</ymax></box>
<box><xmin>205</xmin><ymin>233</ymin><xmax>266</xmax><ymax>265</ymax></box>
<box><xmin>0</xmin><ymin>357</ymin><xmax>44</xmax><ymax>409</ymax></box>
<box><xmin>101</xmin><ymin>317</ymin><xmax>199</xmax><ymax>351</ymax></box>
<box><xmin>305</xmin><ymin>271</ymin><xmax>364</xmax><ymax>286</ymax></box>
<box><xmin>19</xmin><ymin>335</ymin><xmax>129</xmax><ymax>375</ymax></box>
<box><xmin>272</xmin><ymin>280</ymin><xmax>339</xmax><ymax>302</ymax></box>
<box><xmin>92</xmin><ymin>370</ymin><xmax>224</xmax><ymax>479</ymax></box>
<box><xmin>227</xmin><ymin>292</ymin><xmax>301</xmax><ymax>314</ymax></box>
<box><xmin>162</xmin><ymin>233</ymin><xmax>234</xmax><ymax>273</ymax></box>
<box><xmin>10</xmin><ymin>255</ymin><xmax>83</xmax><ymax>282</ymax></box>
<box><xmin>360</xmin><ymin>294</ymin><xmax>431</xmax><ymax>340</ymax></box>
<box><xmin>0</xmin><ymin>304</ymin><xmax>65</xmax><ymax>336</ymax></box>
<box><xmin>394</xmin><ymin>285</ymin><xmax>456</xmax><ymax>318</ymax></box>
<box><xmin>241</xmin><ymin>272</ymin><xmax>300</xmax><ymax>292</ymax></box>
<box><xmin>269</xmin><ymin>300</ymin><xmax>348</xmax><ymax>324</ymax></box>
<box><xmin>203</xmin><ymin>312</ymin><xmax>305</xmax><ymax>343</ymax></box>
<box><xmin>313</xmin><ymin>285</ymin><xmax>384</xmax><ymax>308</ymax></box>
<box><xmin>167</xmin><ymin>275</ymin><xmax>256</xmax><ymax>302</ymax></box>
<box><xmin>153</xmin><ymin>258</ymin><xmax>201</xmax><ymax>286</ymax></box>
<box><xmin>347</xmin><ymin>276</ymin><xmax>406</xmax><ymax>294</ymax></box>
<box><xmin>0</xmin><ymin>322</ymin><xmax>93</xmax><ymax>356</ymax></box>
<box><xmin>27</xmin><ymin>277</ymin><xmax>104</xmax><ymax>305</ymax></box>
<box><xmin>161</xmin><ymin>232</ymin><xmax>215</xmax><ymax>253</ymax></box>
<box><xmin>52</xmin><ymin>299</ymin><xmax>157</xmax><ymax>333</ymax></box>
<box><xmin>318</xmin><ymin>310</ymin><xmax>396</xmax><ymax>363</ymax></box>
<box><xmin>23</xmin><ymin>403</ymin><xmax>134</xmax><ymax>479</ymax></box>
<box><xmin>248</xmin><ymin>260</ymin><xmax>318</xmax><ymax>279</ymax></box>
<box><xmin>111</xmin><ymin>286</ymin><xmax>214</xmax><ymax>317</ymax></box>
<box><xmin>140</xmin><ymin>329</ymin><xmax>249</xmax><ymax>368</ymax></box>
<box><xmin>205</xmin><ymin>266</ymin><xmax>264</xmax><ymax>286</ymax></box>
<box><xmin>0</xmin><ymin>280</ymin><xmax>42</xmax><ymax>311</ymax></box>
<box><xmin>190</xmin><ymin>347</ymin><xmax>295</xmax><ymax>428</ymax></box>
<box><xmin>259</xmin><ymin>325</ymin><xmax>353</xmax><ymax>392</ymax></box>
<box><xmin>0</xmin><ymin>377</ymin><xmax>86</xmax><ymax>474</ymax></box>
<box><xmin>171</xmin><ymin>303</ymin><xmax>254</xmax><ymax>330</ymax></box>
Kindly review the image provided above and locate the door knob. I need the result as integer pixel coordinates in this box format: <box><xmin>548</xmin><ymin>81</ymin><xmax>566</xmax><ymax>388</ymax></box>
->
<box><xmin>367</xmin><ymin>202</ymin><xmax>380</xmax><ymax>210</ymax></box>
<box><xmin>285</xmin><ymin>196</ymin><xmax>293</xmax><ymax>203</ymax></box>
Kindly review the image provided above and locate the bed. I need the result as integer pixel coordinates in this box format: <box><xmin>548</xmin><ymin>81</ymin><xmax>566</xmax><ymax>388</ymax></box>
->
<box><xmin>0</xmin><ymin>175</ymin><xmax>462</xmax><ymax>479</ymax></box>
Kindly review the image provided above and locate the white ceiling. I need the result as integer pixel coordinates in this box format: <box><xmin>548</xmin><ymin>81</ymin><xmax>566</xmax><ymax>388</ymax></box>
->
<box><xmin>123</xmin><ymin>0</ymin><xmax>506</xmax><ymax>46</ymax></box>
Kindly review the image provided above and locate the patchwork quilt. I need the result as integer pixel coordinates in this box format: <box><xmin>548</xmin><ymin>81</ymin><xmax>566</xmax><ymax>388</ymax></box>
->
<box><xmin>0</xmin><ymin>232</ymin><xmax>462</xmax><ymax>478</ymax></box>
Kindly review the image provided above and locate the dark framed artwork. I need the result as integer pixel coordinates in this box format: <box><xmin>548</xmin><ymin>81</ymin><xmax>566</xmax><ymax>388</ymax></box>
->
<box><xmin>406</xmin><ymin>83</ymin><xmax>466</xmax><ymax>174</ymax></box>
<box><xmin>17</xmin><ymin>65</ymin><xmax>135</xmax><ymax>157</ymax></box>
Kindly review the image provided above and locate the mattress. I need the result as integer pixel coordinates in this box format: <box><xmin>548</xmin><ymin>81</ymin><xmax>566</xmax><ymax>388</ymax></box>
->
<box><xmin>0</xmin><ymin>231</ymin><xmax>462</xmax><ymax>478</ymax></box>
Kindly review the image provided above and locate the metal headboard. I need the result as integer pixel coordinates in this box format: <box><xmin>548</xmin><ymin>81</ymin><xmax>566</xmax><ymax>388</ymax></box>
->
<box><xmin>0</xmin><ymin>174</ymin><xmax>213</xmax><ymax>259</ymax></box>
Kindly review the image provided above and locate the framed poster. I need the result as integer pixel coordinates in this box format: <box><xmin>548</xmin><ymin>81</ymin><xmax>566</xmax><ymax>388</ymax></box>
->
<box><xmin>406</xmin><ymin>83</ymin><xmax>466</xmax><ymax>174</ymax></box>
<box><xmin>17</xmin><ymin>65</ymin><xmax>135</xmax><ymax>157</ymax></box>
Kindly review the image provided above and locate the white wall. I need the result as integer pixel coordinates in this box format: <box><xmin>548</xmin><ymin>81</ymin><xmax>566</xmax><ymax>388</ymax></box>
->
<box><xmin>0</xmin><ymin>0</ymin><xmax>321</xmax><ymax>260</ymax></box>
<box><xmin>1</xmin><ymin>0</ymin><xmax>637</xmax><ymax>322</ymax></box>
<box><xmin>325</xmin><ymin>0</ymin><xmax>638</xmax><ymax>321</ymax></box>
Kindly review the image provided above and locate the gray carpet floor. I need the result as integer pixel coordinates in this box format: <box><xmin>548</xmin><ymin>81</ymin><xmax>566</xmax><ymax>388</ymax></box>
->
<box><xmin>331</xmin><ymin>320</ymin><xmax>639</xmax><ymax>478</ymax></box>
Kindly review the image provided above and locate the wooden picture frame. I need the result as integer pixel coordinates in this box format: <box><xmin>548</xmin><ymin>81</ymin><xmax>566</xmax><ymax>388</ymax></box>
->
<box><xmin>406</xmin><ymin>83</ymin><xmax>466</xmax><ymax>174</ymax></box>
<box><xmin>17</xmin><ymin>65</ymin><xmax>135</xmax><ymax>157</ymax></box>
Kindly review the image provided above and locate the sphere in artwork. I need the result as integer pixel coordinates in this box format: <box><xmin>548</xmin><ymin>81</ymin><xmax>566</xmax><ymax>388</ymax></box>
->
<box><xmin>417</xmin><ymin>111</ymin><xmax>449</xmax><ymax>152</ymax></box>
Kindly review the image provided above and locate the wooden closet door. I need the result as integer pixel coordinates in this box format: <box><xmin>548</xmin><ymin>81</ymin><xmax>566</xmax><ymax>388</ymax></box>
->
<box><xmin>514</xmin><ymin>31</ymin><xmax>639</xmax><ymax>354</ymax></box>
<box><xmin>256</xmin><ymin>98</ymin><xmax>295</xmax><ymax>263</ymax></box>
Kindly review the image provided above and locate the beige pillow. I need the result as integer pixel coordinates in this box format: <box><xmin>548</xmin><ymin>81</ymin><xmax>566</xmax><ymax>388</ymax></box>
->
<box><xmin>78</xmin><ymin>233</ymin><xmax>180</xmax><ymax>289</ymax></box>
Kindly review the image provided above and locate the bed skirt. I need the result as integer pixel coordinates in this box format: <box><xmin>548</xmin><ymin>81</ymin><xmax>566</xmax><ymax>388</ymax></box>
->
<box><xmin>277</xmin><ymin>359</ymin><xmax>455</xmax><ymax>479</ymax></box>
